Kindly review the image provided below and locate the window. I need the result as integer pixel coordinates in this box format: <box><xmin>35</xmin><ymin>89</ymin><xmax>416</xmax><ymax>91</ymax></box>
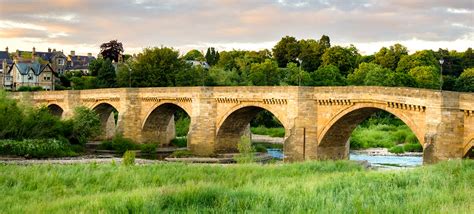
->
<box><xmin>57</xmin><ymin>58</ymin><xmax>65</xmax><ymax>65</ymax></box>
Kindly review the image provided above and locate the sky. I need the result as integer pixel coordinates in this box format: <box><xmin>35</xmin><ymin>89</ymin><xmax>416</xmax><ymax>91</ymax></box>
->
<box><xmin>0</xmin><ymin>0</ymin><xmax>472</xmax><ymax>56</ymax></box>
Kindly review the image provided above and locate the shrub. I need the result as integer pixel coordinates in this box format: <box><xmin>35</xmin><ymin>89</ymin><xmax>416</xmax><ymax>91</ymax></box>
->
<box><xmin>169</xmin><ymin>150</ymin><xmax>193</xmax><ymax>158</ymax></box>
<box><xmin>389</xmin><ymin>146</ymin><xmax>405</xmax><ymax>154</ymax></box>
<box><xmin>17</xmin><ymin>86</ymin><xmax>43</xmax><ymax>91</ymax></box>
<box><xmin>99</xmin><ymin>135</ymin><xmax>139</xmax><ymax>155</ymax></box>
<box><xmin>175</xmin><ymin>116</ymin><xmax>190</xmax><ymax>137</ymax></box>
<box><xmin>122</xmin><ymin>150</ymin><xmax>136</xmax><ymax>166</ymax></box>
<box><xmin>68</xmin><ymin>107</ymin><xmax>101</xmax><ymax>144</ymax></box>
<box><xmin>141</xmin><ymin>143</ymin><xmax>157</xmax><ymax>153</ymax></box>
<box><xmin>403</xmin><ymin>143</ymin><xmax>423</xmax><ymax>152</ymax></box>
<box><xmin>171</xmin><ymin>137</ymin><xmax>187</xmax><ymax>148</ymax></box>
<box><xmin>254</xmin><ymin>144</ymin><xmax>268</xmax><ymax>153</ymax></box>
<box><xmin>0</xmin><ymin>139</ymin><xmax>76</xmax><ymax>158</ymax></box>
<box><xmin>235</xmin><ymin>136</ymin><xmax>255</xmax><ymax>163</ymax></box>
<box><xmin>251</xmin><ymin>126</ymin><xmax>285</xmax><ymax>137</ymax></box>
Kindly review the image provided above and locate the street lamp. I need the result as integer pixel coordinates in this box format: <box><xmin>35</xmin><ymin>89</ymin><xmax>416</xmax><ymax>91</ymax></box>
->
<box><xmin>296</xmin><ymin>58</ymin><xmax>302</xmax><ymax>86</ymax></box>
<box><xmin>439</xmin><ymin>58</ymin><xmax>444</xmax><ymax>92</ymax></box>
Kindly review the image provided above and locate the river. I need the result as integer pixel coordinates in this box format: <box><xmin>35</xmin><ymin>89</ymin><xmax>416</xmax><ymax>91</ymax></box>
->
<box><xmin>266</xmin><ymin>148</ymin><xmax>423</xmax><ymax>168</ymax></box>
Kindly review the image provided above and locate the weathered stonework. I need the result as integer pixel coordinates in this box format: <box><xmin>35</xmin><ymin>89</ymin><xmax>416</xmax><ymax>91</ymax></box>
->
<box><xmin>10</xmin><ymin>86</ymin><xmax>474</xmax><ymax>164</ymax></box>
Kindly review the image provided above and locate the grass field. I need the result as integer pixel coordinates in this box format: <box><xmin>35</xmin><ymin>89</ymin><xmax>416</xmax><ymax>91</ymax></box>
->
<box><xmin>0</xmin><ymin>160</ymin><xmax>472</xmax><ymax>213</ymax></box>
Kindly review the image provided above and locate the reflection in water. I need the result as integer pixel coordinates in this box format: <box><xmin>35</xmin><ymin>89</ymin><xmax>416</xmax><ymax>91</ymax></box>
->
<box><xmin>266</xmin><ymin>149</ymin><xmax>423</xmax><ymax>168</ymax></box>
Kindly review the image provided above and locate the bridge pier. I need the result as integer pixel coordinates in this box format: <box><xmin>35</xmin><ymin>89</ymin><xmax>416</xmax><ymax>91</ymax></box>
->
<box><xmin>187</xmin><ymin>88</ymin><xmax>217</xmax><ymax>156</ymax></box>
<box><xmin>423</xmin><ymin>92</ymin><xmax>464</xmax><ymax>164</ymax></box>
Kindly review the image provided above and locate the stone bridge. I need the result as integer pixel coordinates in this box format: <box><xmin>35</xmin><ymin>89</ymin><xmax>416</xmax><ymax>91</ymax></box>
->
<box><xmin>11</xmin><ymin>86</ymin><xmax>474</xmax><ymax>164</ymax></box>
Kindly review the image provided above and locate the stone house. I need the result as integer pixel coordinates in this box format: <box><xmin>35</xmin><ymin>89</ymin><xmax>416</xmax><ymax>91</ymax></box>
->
<box><xmin>0</xmin><ymin>47</ymin><xmax>13</xmax><ymax>88</ymax></box>
<box><xmin>3</xmin><ymin>60</ymin><xmax>56</xmax><ymax>91</ymax></box>
<box><xmin>14</xmin><ymin>47</ymin><xmax>67</xmax><ymax>75</ymax></box>
<box><xmin>66</xmin><ymin>50</ymin><xmax>96</xmax><ymax>74</ymax></box>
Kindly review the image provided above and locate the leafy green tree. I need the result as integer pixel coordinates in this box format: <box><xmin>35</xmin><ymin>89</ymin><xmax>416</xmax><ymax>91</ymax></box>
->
<box><xmin>205</xmin><ymin>47</ymin><xmax>220</xmax><ymax>66</ymax></box>
<box><xmin>347</xmin><ymin>62</ymin><xmax>392</xmax><ymax>86</ymax></box>
<box><xmin>374</xmin><ymin>43</ymin><xmax>408</xmax><ymax>70</ymax></box>
<box><xmin>298</xmin><ymin>35</ymin><xmax>330</xmax><ymax>72</ymax></box>
<box><xmin>88</xmin><ymin>58</ymin><xmax>102</xmax><ymax>76</ymax></box>
<box><xmin>96</xmin><ymin>59</ymin><xmax>116</xmax><ymax>88</ymax></box>
<box><xmin>408</xmin><ymin>66</ymin><xmax>441</xmax><ymax>89</ymax></box>
<box><xmin>396</xmin><ymin>50</ymin><xmax>439</xmax><ymax>73</ymax></box>
<box><xmin>273</xmin><ymin>36</ymin><xmax>300</xmax><ymax>67</ymax></box>
<box><xmin>455</xmin><ymin>68</ymin><xmax>474</xmax><ymax>92</ymax></box>
<box><xmin>385</xmin><ymin>72</ymin><xmax>416</xmax><ymax>87</ymax></box>
<box><xmin>281</xmin><ymin>62</ymin><xmax>311</xmax><ymax>86</ymax></box>
<box><xmin>436</xmin><ymin>49</ymin><xmax>464</xmax><ymax>77</ymax></box>
<box><xmin>321</xmin><ymin>45</ymin><xmax>359</xmax><ymax>76</ymax></box>
<box><xmin>116</xmin><ymin>63</ymin><xmax>132</xmax><ymax>87</ymax></box>
<box><xmin>130</xmin><ymin>47</ymin><xmax>186</xmax><ymax>87</ymax></box>
<box><xmin>463</xmin><ymin>48</ymin><xmax>474</xmax><ymax>69</ymax></box>
<box><xmin>183</xmin><ymin>49</ymin><xmax>205</xmax><ymax>61</ymax></box>
<box><xmin>68</xmin><ymin>106</ymin><xmax>101</xmax><ymax>144</ymax></box>
<box><xmin>0</xmin><ymin>91</ymin><xmax>24</xmax><ymax>139</ymax></box>
<box><xmin>311</xmin><ymin>65</ymin><xmax>345</xmax><ymax>86</ymax></box>
<box><xmin>248</xmin><ymin>59</ymin><xmax>280</xmax><ymax>86</ymax></box>
<box><xmin>209</xmin><ymin>67</ymin><xmax>240</xmax><ymax>86</ymax></box>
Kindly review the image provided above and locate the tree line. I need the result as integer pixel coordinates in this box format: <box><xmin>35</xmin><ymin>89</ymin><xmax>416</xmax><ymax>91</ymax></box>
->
<box><xmin>60</xmin><ymin>36</ymin><xmax>474</xmax><ymax>92</ymax></box>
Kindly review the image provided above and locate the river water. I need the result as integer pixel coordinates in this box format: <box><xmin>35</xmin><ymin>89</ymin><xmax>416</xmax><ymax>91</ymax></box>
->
<box><xmin>267</xmin><ymin>149</ymin><xmax>423</xmax><ymax>168</ymax></box>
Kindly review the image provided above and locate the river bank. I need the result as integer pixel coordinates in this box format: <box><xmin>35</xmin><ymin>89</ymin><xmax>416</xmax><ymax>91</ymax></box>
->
<box><xmin>1</xmin><ymin>160</ymin><xmax>472</xmax><ymax>213</ymax></box>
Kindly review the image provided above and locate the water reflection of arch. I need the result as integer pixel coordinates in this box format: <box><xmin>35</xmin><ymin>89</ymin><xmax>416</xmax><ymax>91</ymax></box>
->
<box><xmin>318</xmin><ymin>102</ymin><xmax>423</xmax><ymax>160</ymax></box>
<box><xmin>215</xmin><ymin>103</ymin><xmax>289</xmax><ymax>153</ymax></box>
<box><xmin>141</xmin><ymin>102</ymin><xmax>192</xmax><ymax>145</ymax></box>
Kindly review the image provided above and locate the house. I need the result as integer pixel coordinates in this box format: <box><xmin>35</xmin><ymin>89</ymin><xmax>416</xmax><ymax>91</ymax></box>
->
<box><xmin>14</xmin><ymin>47</ymin><xmax>67</xmax><ymax>75</ymax></box>
<box><xmin>185</xmin><ymin>60</ymin><xmax>210</xmax><ymax>69</ymax></box>
<box><xmin>3</xmin><ymin>60</ymin><xmax>57</xmax><ymax>91</ymax></box>
<box><xmin>66</xmin><ymin>50</ymin><xmax>96</xmax><ymax>74</ymax></box>
<box><xmin>0</xmin><ymin>47</ymin><xmax>13</xmax><ymax>87</ymax></box>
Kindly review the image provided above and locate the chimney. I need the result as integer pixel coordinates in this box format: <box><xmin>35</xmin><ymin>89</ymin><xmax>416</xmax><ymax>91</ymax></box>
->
<box><xmin>53</xmin><ymin>48</ymin><xmax>56</xmax><ymax>52</ymax></box>
<box><xmin>70</xmin><ymin>50</ymin><xmax>75</xmax><ymax>56</ymax></box>
<box><xmin>32</xmin><ymin>47</ymin><xmax>36</xmax><ymax>55</ymax></box>
<box><xmin>16</xmin><ymin>49</ymin><xmax>19</xmax><ymax>57</ymax></box>
<box><xmin>87</xmin><ymin>53</ymin><xmax>92</xmax><ymax>57</ymax></box>
<box><xmin>5</xmin><ymin>47</ymin><xmax>8</xmax><ymax>53</ymax></box>
<box><xmin>48</xmin><ymin>48</ymin><xmax>51</xmax><ymax>53</ymax></box>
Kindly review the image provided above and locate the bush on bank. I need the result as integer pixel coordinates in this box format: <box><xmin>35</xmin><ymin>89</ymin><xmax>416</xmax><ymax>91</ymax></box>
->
<box><xmin>0</xmin><ymin>139</ymin><xmax>77</xmax><ymax>158</ymax></box>
<box><xmin>0</xmin><ymin>91</ymin><xmax>100</xmax><ymax>157</ymax></box>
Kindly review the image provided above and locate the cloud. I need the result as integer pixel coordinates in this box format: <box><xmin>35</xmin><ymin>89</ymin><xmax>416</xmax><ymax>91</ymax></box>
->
<box><xmin>0</xmin><ymin>0</ymin><xmax>471</xmax><ymax>55</ymax></box>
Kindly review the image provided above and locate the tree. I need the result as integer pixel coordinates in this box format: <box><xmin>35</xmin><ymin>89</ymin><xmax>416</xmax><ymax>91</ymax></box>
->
<box><xmin>455</xmin><ymin>68</ymin><xmax>474</xmax><ymax>92</ymax></box>
<box><xmin>311</xmin><ymin>65</ymin><xmax>345</xmax><ymax>86</ymax></box>
<box><xmin>374</xmin><ymin>43</ymin><xmax>408</xmax><ymax>70</ymax></box>
<box><xmin>272</xmin><ymin>36</ymin><xmax>300</xmax><ymax>67</ymax></box>
<box><xmin>68</xmin><ymin>106</ymin><xmax>101</xmax><ymax>144</ymax></box>
<box><xmin>100</xmin><ymin>40</ymin><xmax>124</xmax><ymax>62</ymax></box>
<box><xmin>408</xmin><ymin>66</ymin><xmax>441</xmax><ymax>89</ymax></box>
<box><xmin>463</xmin><ymin>48</ymin><xmax>474</xmax><ymax>69</ymax></box>
<box><xmin>396</xmin><ymin>50</ymin><xmax>439</xmax><ymax>73</ymax></box>
<box><xmin>130</xmin><ymin>47</ymin><xmax>186</xmax><ymax>87</ymax></box>
<box><xmin>385</xmin><ymin>72</ymin><xmax>416</xmax><ymax>87</ymax></box>
<box><xmin>321</xmin><ymin>45</ymin><xmax>359</xmax><ymax>76</ymax></box>
<box><xmin>348</xmin><ymin>62</ymin><xmax>391</xmax><ymax>86</ymax></box>
<box><xmin>205</xmin><ymin>47</ymin><xmax>220</xmax><ymax>66</ymax></box>
<box><xmin>248</xmin><ymin>59</ymin><xmax>280</xmax><ymax>86</ymax></box>
<box><xmin>116</xmin><ymin>63</ymin><xmax>132</xmax><ymax>87</ymax></box>
<box><xmin>436</xmin><ymin>49</ymin><xmax>464</xmax><ymax>77</ymax></box>
<box><xmin>96</xmin><ymin>59</ymin><xmax>116</xmax><ymax>88</ymax></box>
<box><xmin>183</xmin><ymin>49</ymin><xmax>205</xmax><ymax>61</ymax></box>
<box><xmin>282</xmin><ymin>62</ymin><xmax>311</xmax><ymax>86</ymax></box>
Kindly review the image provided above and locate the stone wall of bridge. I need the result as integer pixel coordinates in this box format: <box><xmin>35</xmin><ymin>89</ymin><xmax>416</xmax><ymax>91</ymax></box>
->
<box><xmin>10</xmin><ymin>86</ymin><xmax>474</xmax><ymax>164</ymax></box>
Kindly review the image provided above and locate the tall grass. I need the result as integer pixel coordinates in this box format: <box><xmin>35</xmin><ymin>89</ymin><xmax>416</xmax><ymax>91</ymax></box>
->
<box><xmin>0</xmin><ymin>160</ymin><xmax>472</xmax><ymax>213</ymax></box>
<box><xmin>350</xmin><ymin>124</ymin><xmax>419</xmax><ymax>150</ymax></box>
<box><xmin>251</xmin><ymin>126</ymin><xmax>285</xmax><ymax>137</ymax></box>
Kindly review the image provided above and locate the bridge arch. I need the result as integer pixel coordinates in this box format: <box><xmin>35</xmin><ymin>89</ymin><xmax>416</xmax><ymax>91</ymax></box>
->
<box><xmin>216</xmin><ymin>104</ymin><xmax>289</xmax><ymax>153</ymax></box>
<box><xmin>318</xmin><ymin>103</ymin><xmax>424</xmax><ymax>160</ymax></box>
<box><xmin>47</xmin><ymin>104</ymin><xmax>64</xmax><ymax>118</ymax></box>
<box><xmin>93</xmin><ymin>102</ymin><xmax>119</xmax><ymax>140</ymax></box>
<box><xmin>142</xmin><ymin>102</ymin><xmax>191</xmax><ymax>146</ymax></box>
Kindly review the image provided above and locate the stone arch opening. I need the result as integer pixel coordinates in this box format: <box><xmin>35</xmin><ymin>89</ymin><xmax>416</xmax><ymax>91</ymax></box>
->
<box><xmin>216</xmin><ymin>106</ymin><xmax>286</xmax><ymax>155</ymax></box>
<box><xmin>142</xmin><ymin>103</ymin><xmax>191</xmax><ymax>147</ymax></box>
<box><xmin>47</xmin><ymin>104</ymin><xmax>64</xmax><ymax>118</ymax></box>
<box><xmin>93</xmin><ymin>103</ymin><xmax>119</xmax><ymax>140</ymax></box>
<box><xmin>318</xmin><ymin>107</ymin><xmax>423</xmax><ymax>161</ymax></box>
